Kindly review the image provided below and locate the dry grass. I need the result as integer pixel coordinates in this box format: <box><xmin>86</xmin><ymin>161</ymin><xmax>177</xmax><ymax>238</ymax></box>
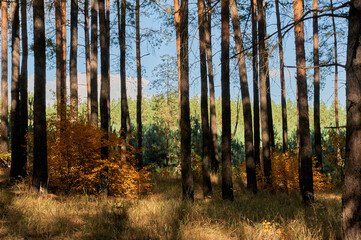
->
<box><xmin>0</xmin><ymin>168</ymin><xmax>341</xmax><ymax>239</ymax></box>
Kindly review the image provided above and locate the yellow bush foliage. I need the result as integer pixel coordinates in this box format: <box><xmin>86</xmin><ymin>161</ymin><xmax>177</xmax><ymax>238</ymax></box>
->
<box><xmin>28</xmin><ymin>112</ymin><xmax>152</xmax><ymax>197</ymax></box>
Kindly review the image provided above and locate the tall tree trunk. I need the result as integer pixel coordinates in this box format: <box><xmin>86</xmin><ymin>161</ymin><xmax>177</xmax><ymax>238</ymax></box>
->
<box><xmin>136</xmin><ymin>0</ymin><xmax>143</xmax><ymax>168</ymax></box>
<box><xmin>90</xmin><ymin>0</ymin><xmax>98</xmax><ymax>125</ymax></box>
<box><xmin>174</xmin><ymin>0</ymin><xmax>181</xmax><ymax>122</ymax></box>
<box><xmin>230</xmin><ymin>0</ymin><xmax>257</xmax><ymax>194</ymax></box>
<box><xmin>178</xmin><ymin>0</ymin><xmax>193</xmax><ymax>201</ymax></box>
<box><xmin>343</xmin><ymin>2</ymin><xmax>361</xmax><ymax>238</ymax></box>
<box><xmin>1</xmin><ymin>0</ymin><xmax>8</xmax><ymax>154</ymax></box>
<box><xmin>257</xmin><ymin>0</ymin><xmax>271</xmax><ymax>182</ymax></box>
<box><xmin>19</xmin><ymin>0</ymin><xmax>28</xmax><ymax>177</ymax></box>
<box><xmin>32</xmin><ymin>0</ymin><xmax>48</xmax><ymax>193</ymax></box>
<box><xmin>85</xmin><ymin>0</ymin><xmax>91</xmax><ymax>121</ymax></box>
<box><xmin>10</xmin><ymin>0</ymin><xmax>22</xmax><ymax>179</ymax></box>
<box><xmin>313</xmin><ymin>0</ymin><xmax>322</xmax><ymax>170</ymax></box>
<box><xmin>275</xmin><ymin>0</ymin><xmax>288</xmax><ymax>152</ymax></box>
<box><xmin>198</xmin><ymin>0</ymin><xmax>212</xmax><ymax>197</ymax></box>
<box><xmin>251</xmin><ymin>0</ymin><xmax>260</xmax><ymax>167</ymax></box>
<box><xmin>70</xmin><ymin>0</ymin><xmax>78</xmax><ymax>117</ymax></box>
<box><xmin>205</xmin><ymin>0</ymin><xmax>219</xmax><ymax>174</ymax></box>
<box><xmin>221</xmin><ymin>0</ymin><xmax>233</xmax><ymax>201</ymax></box>
<box><xmin>293</xmin><ymin>0</ymin><xmax>313</xmax><ymax>205</ymax></box>
<box><xmin>99</xmin><ymin>0</ymin><xmax>109</xmax><ymax>159</ymax></box>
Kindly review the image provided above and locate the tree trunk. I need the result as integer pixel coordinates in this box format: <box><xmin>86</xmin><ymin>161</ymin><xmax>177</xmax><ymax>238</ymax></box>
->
<box><xmin>343</xmin><ymin>2</ymin><xmax>361</xmax><ymax>238</ymax></box>
<box><xmin>178</xmin><ymin>0</ymin><xmax>193</xmax><ymax>201</ymax></box>
<box><xmin>85</xmin><ymin>0</ymin><xmax>91</xmax><ymax>121</ymax></box>
<box><xmin>99</xmin><ymin>0</ymin><xmax>109</xmax><ymax>160</ymax></box>
<box><xmin>221</xmin><ymin>0</ymin><xmax>233</xmax><ymax>201</ymax></box>
<box><xmin>205</xmin><ymin>0</ymin><xmax>219</xmax><ymax>174</ymax></box>
<box><xmin>10</xmin><ymin>0</ymin><xmax>22</xmax><ymax>179</ymax></box>
<box><xmin>198</xmin><ymin>0</ymin><xmax>212</xmax><ymax>198</ymax></box>
<box><xmin>19</xmin><ymin>0</ymin><xmax>28</xmax><ymax>177</ymax></box>
<box><xmin>275</xmin><ymin>0</ymin><xmax>288</xmax><ymax>152</ymax></box>
<box><xmin>251</xmin><ymin>0</ymin><xmax>260</xmax><ymax>168</ymax></box>
<box><xmin>257</xmin><ymin>0</ymin><xmax>271</xmax><ymax>182</ymax></box>
<box><xmin>1</xmin><ymin>0</ymin><xmax>8</xmax><ymax>154</ymax></box>
<box><xmin>230</xmin><ymin>0</ymin><xmax>257</xmax><ymax>194</ymax></box>
<box><xmin>313</xmin><ymin>0</ymin><xmax>322</xmax><ymax>170</ymax></box>
<box><xmin>90</xmin><ymin>0</ymin><xmax>98</xmax><ymax>125</ymax></box>
<box><xmin>70</xmin><ymin>0</ymin><xmax>78</xmax><ymax>117</ymax></box>
<box><xmin>136</xmin><ymin>0</ymin><xmax>143</xmax><ymax>168</ymax></box>
<box><xmin>174</xmin><ymin>0</ymin><xmax>181</xmax><ymax>122</ymax></box>
<box><xmin>293</xmin><ymin>0</ymin><xmax>313</xmax><ymax>205</ymax></box>
<box><xmin>32</xmin><ymin>0</ymin><xmax>48</xmax><ymax>193</ymax></box>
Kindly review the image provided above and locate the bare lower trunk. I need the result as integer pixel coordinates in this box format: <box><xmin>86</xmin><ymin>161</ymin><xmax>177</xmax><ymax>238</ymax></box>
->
<box><xmin>85</xmin><ymin>0</ymin><xmax>91</xmax><ymax>121</ymax></box>
<box><xmin>70</xmin><ymin>0</ymin><xmax>79</xmax><ymax>117</ymax></box>
<box><xmin>1</xmin><ymin>1</ymin><xmax>8</xmax><ymax>154</ymax></box>
<box><xmin>90</xmin><ymin>0</ymin><xmax>98</xmax><ymax>125</ymax></box>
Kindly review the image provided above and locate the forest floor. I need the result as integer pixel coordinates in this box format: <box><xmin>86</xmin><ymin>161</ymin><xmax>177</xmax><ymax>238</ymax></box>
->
<box><xmin>0</xmin><ymin>168</ymin><xmax>341</xmax><ymax>240</ymax></box>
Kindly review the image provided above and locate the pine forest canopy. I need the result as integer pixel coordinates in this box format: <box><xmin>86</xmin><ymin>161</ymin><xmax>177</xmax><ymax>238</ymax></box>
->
<box><xmin>0</xmin><ymin>0</ymin><xmax>360</xmax><ymax>239</ymax></box>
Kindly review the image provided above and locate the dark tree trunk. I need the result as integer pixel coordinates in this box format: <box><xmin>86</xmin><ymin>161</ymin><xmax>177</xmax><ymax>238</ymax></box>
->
<box><xmin>313</xmin><ymin>0</ymin><xmax>322</xmax><ymax>170</ymax></box>
<box><xmin>19</xmin><ymin>0</ymin><xmax>28</xmax><ymax>177</ymax></box>
<box><xmin>293</xmin><ymin>0</ymin><xmax>313</xmax><ymax>205</ymax></box>
<box><xmin>342</xmin><ymin>1</ymin><xmax>361</xmax><ymax>238</ymax></box>
<box><xmin>99</xmin><ymin>0</ymin><xmax>109</xmax><ymax>159</ymax></box>
<box><xmin>174</xmin><ymin>0</ymin><xmax>181</xmax><ymax>122</ymax></box>
<box><xmin>90</xmin><ymin>0</ymin><xmax>98</xmax><ymax>125</ymax></box>
<box><xmin>85</xmin><ymin>0</ymin><xmax>91</xmax><ymax>121</ymax></box>
<box><xmin>70</xmin><ymin>0</ymin><xmax>78</xmax><ymax>117</ymax></box>
<box><xmin>1</xmin><ymin>0</ymin><xmax>8</xmax><ymax>154</ymax></box>
<box><xmin>205</xmin><ymin>0</ymin><xmax>219</xmax><ymax>174</ymax></box>
<box><xmin>10</xmin><ymin>0</ymin><xmax>22</xmax><ymax>179</ymax></box>
<box><xmin>32</xmin><ymin>0</ymin><xmax>48</xmax><ymax>193</ymax></box>
<box><xmin>275</xmin><ymin>0</ymin><xmax>288</xmax><ymax>152</ymax></box>
<box><xmin>198</xmin><ymin>0</ymin><xmax>212</xmax><ymax>198</ymax></box>
<box><xmin>257</xmin><ymin>0</ymin><xmax>271</xmax><ymax>182</ymax></box>
<box><xmin>230</xmin><ymin>0</ymin><xmax>257</xmax><ymax>194</ymax></box>
<box><xmin>251</xmin><ymin>0</ymin><xmax>260</xmax><ymax>168</ymax></box>
<box><xmin>136</xmin><ymin>0</ymin><xmax>143</xmax><ymax>168</ymax></box>
<box><xmin>221</xmin><ymin>0</ymin><xmax>233</xmax><ymax>201</ymax></box>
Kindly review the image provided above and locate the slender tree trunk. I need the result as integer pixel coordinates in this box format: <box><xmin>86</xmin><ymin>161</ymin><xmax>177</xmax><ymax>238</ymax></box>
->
<box><xmin>313</xmin><ymin>0</ymin><xmax>322</xmax><ymax>170</ymax></box>
<box><xmin>90</xmin><ymin>0</ymin><xmax>98</xmax><ymax>125</ymax></box>
<box><xmin>257</xmin><ymin>0</ymin><xmax>271</xmax><ymax>182</ymax></box>
<box><xmin>19</xmin><ymin>0</ymin><xmax>28</xmax><ymax>177</ymax></box>
<box><xmin>1</xmin><ymin>0</ymin><xmax>8</xmax><ymax>154</ymax></box>
<box><xmin>275</xmin><ymin>0</ymin><xmax>288</xmax><ymax>152</ymax></box>
<box><xmin>178</xmin><ymin>0</ymin><xmax>193</xmax><ymax>201</ymax></box>
<box><xmin>85</xmin><ymin>0</ymin><xmax>91</xmax><ymax>121</ymax></box>
<box><xmin>251</xmin><ymin>0</ymin><xmax>260</xmax><ymax>168</ymax></box>
<box><xmin>198</xmin><ymin>0</ymin><xmax>212</xmax><ymax>197</ymax></box>
<box><xmin>205</xmin><ymin>0</ymin><xmax>219</xmax><ymax>174</ymax></box>
<box><xmin>221</xmin><ymin>0</ymin><xmax>233</xmax><ymax>201</ymax></box>
<box><xmin>343</xmin><ymin>2</ymin><xmax>361</xmax><ymax>238</ymax></box>
<box><xmin>70</xmin><ymin>0</ymin><xmax>78</xmax><ymax>117</ymax></box>
<box><xmin>174</xmin><ymin>0</ymin><xmax>181</xmax><ymax>122</ymax></box>
<box><xmin>136</xmin><ymin>0</ymin><xmax>143</xmax><ymax>168</ymax></box>
<box><xmin>230</xmin><ymin>0</ymin><xmax>257</xmax><ymax>194</ymax></box>
<box><xmin>99</xmin><ymin>0</ymin><xmax>109</xmax><ymax>160</ymax></box>
<box><xmin>32</xmin><ymin>0</ymin><xmax>48</xmax><ymax>193</ymax></box>
<box><xmin>293</xmin><ymin>0</ymin><xmax>313</xmax><ymax>205</ymax></box>
<box><xmin>10</xmin><ymin>0</ymin><xmax>22</xmax><ymax>179</ymax></box>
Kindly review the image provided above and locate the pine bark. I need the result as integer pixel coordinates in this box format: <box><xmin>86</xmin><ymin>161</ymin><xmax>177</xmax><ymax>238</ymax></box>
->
<box><xmin>251</xmin><ymin>0</ymin><xmax>260</xmax><ymax>167</ymax></box>
<box><xmin>221</xmin><ymin>0</ymin><xmax>233</xmax><ymax>201</ymax></box>
<box><xmin>1</xmin><ymin>0</ymin><xmax>8</xmax><ymax>154</ymax></box>
<box><xmin>90</xmin><ymin>0</ymin><xmax>98</xmax><ymax>125</ymax></box>
<box><xmin>205</xmin><ymin>0</ymin><xmax>219</xmax><ymax>174</ymax></box>
<box><xmin>343</xmin><ymin>2</ymin><xmax>361</xmax><ymax>238</ymax></box>
<box><xmin>178</xmin><ymin>0</ymin><xmax>193</xmax><ymax>201</ymax></box>
<box><xmin>10</xmin><ymin>0</ymin><xmax>22</xmax><ymax>178</ymax></box>
<box><xmin>85</xmin><ymin>0</ymin><xmax>91</xmax><ymax>121</ymax></box>
<box><xmin>293</xmin><ymin>0</ymin><xmax>314</xmax><ymax>204</ymax></box>
<box><xmin>275</xmin><ymin>0</ymin><xmax>288</xmax><ymax>152</ymax></box>
<box><xmin>32</xmin><ymin>0</ymin><xmax>48</xmax><ymax>193</ymax></box>
<box><xmin>257</xmin><ymin>0</ymin><xmax>271</xmax><ymax>182</ymax></box>
<box><xmin>313</xmin><ymin>0</ymin><xmax>322</xmax><ymax>170</ymax></box>
<box><xmin>230</xmin><ymin>0</ymin><xmax>257</xmax><ymax>193</ymax></box>
<box><xmin>174</xmin><ymin>0</ymin><xmax>181</xmax><ymax>122</ymax></box>
<box><xmin>70</xmin><ymin>0</ymin><xmax>79</xmax><ymax>117</ymax></box>
<box><xmin>198</xmin><ymin>0</ymin><xmax>212</xmax><ymax>197</ymax></box>
<box><xmin>136</xmin><ymin>0</ymin><xmax>143</xmax><ymax>168</ymax></box>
